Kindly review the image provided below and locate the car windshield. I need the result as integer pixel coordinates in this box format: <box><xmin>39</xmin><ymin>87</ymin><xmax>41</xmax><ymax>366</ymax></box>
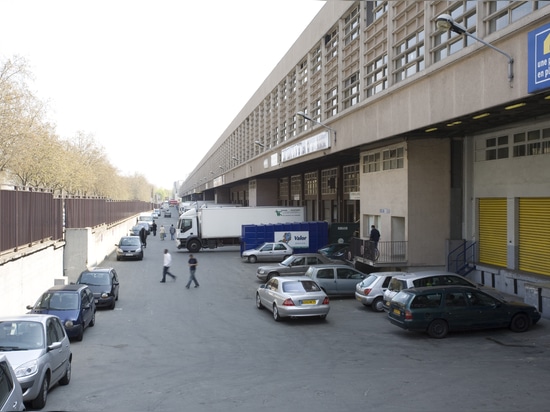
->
<box><xmin>120</xmin><ymin>237</ymin><xmax>140</xmax><ymax>246</ymax></box>
<box><xmin>37</xmin><ymin>292</ymin><xmax>79</xmax><ymax>310</ymax></box>
<box><xmin>282</xmin><ymin>280</ymin><xmax>321</xmax><ymax>293</ymax></box>
<box><xmin>79</xmin><ymin>272</ymin><xmax>110</xmax><ymax>286</ymax></box>
<box><xmin>0</xmin><ymin>321</ymin><xmax>44</xmax><ymax>350</ymax></box>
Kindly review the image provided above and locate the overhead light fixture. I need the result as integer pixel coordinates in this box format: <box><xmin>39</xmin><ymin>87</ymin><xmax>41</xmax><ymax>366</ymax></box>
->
<box><xmin>296</xmin><ymin>111</ymin><xmax>337</xmax><ymax>144</ymax></box>
<box><xmin>505</xmin><ymin>102</ymin><xmax>526</xmax><ymax>110</ymax></box>
<box><xmin>425</xmin><ymin>127</ymin><xmax>438</xmax><ymax>133</ymax></box>
<box><xmin>446</xmin><ymin>121</ymin><xmax>462</xmax><ymax>127</ymax></box>
<box><xmin>436</xmin><ymin>14</ymin><xmax>514</xmax><ymax>84</ymax></box>
<box><xmin>473</xmin><ymin>113</ymin><xmax>490</xmax><ymax>120</ymax></box>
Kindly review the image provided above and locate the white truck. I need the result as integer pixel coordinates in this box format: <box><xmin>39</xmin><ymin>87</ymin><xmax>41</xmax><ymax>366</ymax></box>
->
<box><xmin>176</xmin><ymin>206</ymin><xmax>305</xmax><ymax>252</ymax></box>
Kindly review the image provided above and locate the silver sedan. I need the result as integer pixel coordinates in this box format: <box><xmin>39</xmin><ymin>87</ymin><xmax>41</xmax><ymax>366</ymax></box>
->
<box><xmin>256</xmin><ymin>276</ymin><xmax>330</xmax><ymax>321</ymax></box>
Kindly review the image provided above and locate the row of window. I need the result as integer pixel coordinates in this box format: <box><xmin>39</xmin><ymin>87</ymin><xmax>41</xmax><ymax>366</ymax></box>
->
<box><xmin>362</xmin><ymin>147</ymin><xmax>405</xmax><ymax>173</ymax></box>
<box><xmin>186</xmin><ymin>1</ymin><xmax>548</xmax><ymax>192</ymax></box>
<box><xmin>476</xmin><ymin>126</ymin><xmax>550</xmax><ymax>161</ymax></box>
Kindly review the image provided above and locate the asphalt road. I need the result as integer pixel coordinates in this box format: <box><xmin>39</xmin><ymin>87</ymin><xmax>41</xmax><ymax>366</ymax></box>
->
<box><xmin>42</xmin><ymin>214</ymin><xmax>550</xmax><ymax>411</ymax></box>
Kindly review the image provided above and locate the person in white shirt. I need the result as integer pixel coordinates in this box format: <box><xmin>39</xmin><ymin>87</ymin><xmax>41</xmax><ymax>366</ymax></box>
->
<box><xmin>160</xmin><ymin>249</ymin><xmax>176</xmax><ymax>283</ymax></box>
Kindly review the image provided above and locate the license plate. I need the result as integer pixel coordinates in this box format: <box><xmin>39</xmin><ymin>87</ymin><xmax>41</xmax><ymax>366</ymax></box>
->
<box><xmin>125</xmin><ymin>253</ymin><xmax>133</xmax><ymax>256</ymax></box>
<box><xmin>392</xmin><ymin>308</ymin><xmax>401</xmax><ymax>316</ymax></box>
<box><xmin>301</xmin><ymin>300</ymin><xmax>315</xmax><ymax>305</ymax></box>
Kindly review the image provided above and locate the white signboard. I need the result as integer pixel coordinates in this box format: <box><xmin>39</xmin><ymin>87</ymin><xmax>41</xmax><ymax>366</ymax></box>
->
<box><xmin>274</xmin><ymin>231</ymin><xmax>310</xmax><ymax>249</ymax></box>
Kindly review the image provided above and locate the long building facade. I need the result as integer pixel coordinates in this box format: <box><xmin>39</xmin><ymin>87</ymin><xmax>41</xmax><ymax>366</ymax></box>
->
<box><xmin>178</xmin><ymin>1</ymin><xmax>550</xmax><ymax>307</ymax></box>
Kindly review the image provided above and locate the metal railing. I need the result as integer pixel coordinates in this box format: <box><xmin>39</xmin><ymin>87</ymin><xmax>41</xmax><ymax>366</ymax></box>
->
<box><xmin>349</xmin><ymin>238</ymin><xmax>407</xmax><ymax>265</ymax></box>
<box><xmin>447</xmin><ymin>240</ymin><xmax>477</xmax><ymax>275</ymax></box>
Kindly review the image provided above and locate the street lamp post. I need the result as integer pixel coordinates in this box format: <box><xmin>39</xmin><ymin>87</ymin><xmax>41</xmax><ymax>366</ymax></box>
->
<box><xmin>296</xmin><ymin>112</ymin><xmax>337</xmax><ymax>144</ymax></box>
<box><xmin>436</xmin><ymin>14</ymin><xmax>514</xmax><ymax>85</ymax></box>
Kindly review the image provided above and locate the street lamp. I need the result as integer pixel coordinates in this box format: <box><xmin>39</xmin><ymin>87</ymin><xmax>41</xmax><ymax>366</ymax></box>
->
<box><xmin>254</xmin><ymin>140</ymin><xmax>265</xmax><ymax>148</ymax></box>
<box><xmin>435</xmin><ymin>14</ymin><xmax>513</xmax><ymax>84</ymax></box>
<box><xmin>296</xmin><ymin>111</ymin><xmax>337</xmax><ymax>143</ymax></box>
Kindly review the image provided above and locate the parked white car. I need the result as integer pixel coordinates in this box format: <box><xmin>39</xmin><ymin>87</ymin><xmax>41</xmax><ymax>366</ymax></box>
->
<box><xmin>242</xmin><ymin>242</ymin><xmax>293</xmax><ymax>263</ymax></box>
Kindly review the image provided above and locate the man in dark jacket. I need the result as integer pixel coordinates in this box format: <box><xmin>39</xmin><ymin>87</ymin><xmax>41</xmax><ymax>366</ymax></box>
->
<box><xmin>369</xmin><ymin>225</ymin><xmax>380</xmax><ymax>249</ymax></box>
<box><xmin>139</xmin><ymin>226</ymin><xmax>148</xmax><ymax>248</ymax></box>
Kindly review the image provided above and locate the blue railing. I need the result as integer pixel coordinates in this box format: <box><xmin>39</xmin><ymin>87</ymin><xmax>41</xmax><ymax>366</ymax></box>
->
<box><xmin>447</xmin><ymin>240</ymin><xmax>476</xmax><ymax>275</ymax></box>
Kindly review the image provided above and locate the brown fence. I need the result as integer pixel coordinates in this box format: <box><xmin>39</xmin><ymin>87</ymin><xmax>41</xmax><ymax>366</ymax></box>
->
<box><xmin>0</xmin><ymin>188</ymin><xmax>151</xmax><ymax>253</ymax></box>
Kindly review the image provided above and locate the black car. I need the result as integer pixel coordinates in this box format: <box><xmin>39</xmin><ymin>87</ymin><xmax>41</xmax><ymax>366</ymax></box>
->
<box><xmin>115</xmin><ymin>236</ymin><xmax>143</xmax><ymax>261</ymax></box>
<box><xmin>76</xmin><ymin>267</ymin><xmax>120</xmax><ymax>309</ymax></box>
<box><xmin>27</xmin><ymin>284</ymin><xmax>96</xmax><ymax>341</ymax></box>
<box><xmin>318</xmin><ymin>243</ymin><xmax>351</xmax><ymax>262</ymax></box>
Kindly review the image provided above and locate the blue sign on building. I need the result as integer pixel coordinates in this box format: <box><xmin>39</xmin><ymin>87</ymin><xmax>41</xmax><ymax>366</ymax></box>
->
<box><xmin>528</xmin><ymin>22</ymin><xmax>550</xmax><ymax>93</ymax></box>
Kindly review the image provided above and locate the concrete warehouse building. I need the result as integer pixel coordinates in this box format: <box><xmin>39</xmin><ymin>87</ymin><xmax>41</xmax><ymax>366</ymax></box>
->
<box><xmin>178</xmin><ymin>1</ymin><xmax>550</xmax><ymax>310</ymax></box>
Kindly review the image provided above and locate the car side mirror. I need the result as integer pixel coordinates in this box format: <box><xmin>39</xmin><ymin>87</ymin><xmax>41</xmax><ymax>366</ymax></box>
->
<box><xmin>259</xmin><ymin>284</ymin><xmax>266</xmax><ymax>289</ymax></box>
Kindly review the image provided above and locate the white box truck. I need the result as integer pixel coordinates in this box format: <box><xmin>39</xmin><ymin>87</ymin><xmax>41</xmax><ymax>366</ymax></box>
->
<box><xmin>176</xmin><ymin>206</ymin><xmax>305</xmax><ymax>252</ymax></box>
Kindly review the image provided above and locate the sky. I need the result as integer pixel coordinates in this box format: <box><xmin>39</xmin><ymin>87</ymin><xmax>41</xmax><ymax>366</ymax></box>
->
<box><xmin>0</xmin><ymin>0</ymin><xmax>326</xmax><ymax>189</ymax></box>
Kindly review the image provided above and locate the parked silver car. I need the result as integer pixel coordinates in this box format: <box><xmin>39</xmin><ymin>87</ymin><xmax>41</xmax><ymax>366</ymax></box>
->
<box><xmin>0</xmin><ymin>315</ymin><xmax>72</xmax><ymax>410</ymax></box>
<box><xmin>355</xmin><ymin>272</ymin><xmax>405</xmax><ymax>312</ymax></box>
<box><xmin>242</xmin><ymin>242</ymin><xmax>293</xmax><ymax>263</ymax></box>
<box><xmin>304</xmin><ymin>264</ymin><xmax>366</xmax><ymax>296</ymax></box>
<box><xmin>256</xmin><ymin>253</ymin><xmax>335</xmax><ymax>282</ymax></box>
<box><xmin>0</xmin><ymin>354</ymin><xmax>24</xmax><ymax>412</ymax></box>
<box><xmin>256</xmin><ymin>276</ymin><xmax>330</xmax><ymax>321</ymax></box>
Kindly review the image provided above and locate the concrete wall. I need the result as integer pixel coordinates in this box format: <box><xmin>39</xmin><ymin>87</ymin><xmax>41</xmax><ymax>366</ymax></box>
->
<box><xmin>0</xmin><ymin>242</ymin><xmax>65</xmax><ymax>316</ymax></box>
<box><xmin>64</xmin><ymin>217</ymin><xmax>137</xmax><ymax>283</ymax></box>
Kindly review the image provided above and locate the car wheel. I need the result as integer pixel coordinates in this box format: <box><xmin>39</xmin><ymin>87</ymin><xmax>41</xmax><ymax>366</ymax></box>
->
<box><xmin>510</xmin><ymin>313</ymin><xmax>530</xmax><ymax>333</ymax></box>
<box><xmin>273</xmin><ymin>304</ymin><xmax>282</xmax><ymax>322</ymax></box>
<box><xmin>31</xmin><ymin>373</ymin><xmax>49</xmax><ymax>409</ymax></box>
<box><xmin>59</xmin><ymin>359</ymin><xmax>71</xmax><ymax>386</ymax></box>
<box><xmin>256</xmin><ymin>293</ymin><xmax>263</xmax><ymax>309</ymax></box>
<box><xmin>75</xmin><ymin>326</ymin><xmax>84</xmax><ymax>342</ymax></box>
<box><xmin>267</xmin><ymin>272</ymin><xmax>278</xmax><ymax>281</ymax></box>
<box><xmin>248</xmin><ymin>255</ymin><xmax>258</xmax><ymax>263</ymax></box>
<box><xmin>371</xmin><ymin>297</ymin><xmax>384</xmax><ymax>312</ymax></box>
<box><xmin>89</xmin><ymin>311</ymin><xmax>95</xmax><ymax>327</ymax></box>
<box><xmin>116</xmin><ymin>256</ymin><xmax>121</xmax><ymax>261</ymax></box>
<box><xmin>427</xmin><ymin>319</ymin><xmax>448</xmax><ymax>339</ymax></box>
<box><xmin>110</xmin><ymin>298</ymin><xmax>116</xmax><ymax>310</ymax></box>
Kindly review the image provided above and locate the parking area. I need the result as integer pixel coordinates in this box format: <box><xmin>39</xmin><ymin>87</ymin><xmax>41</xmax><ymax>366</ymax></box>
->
<box><xmin>42</xmin><ymin>238</ymin><xmax>550</xmax><ymax>412</ymax></box>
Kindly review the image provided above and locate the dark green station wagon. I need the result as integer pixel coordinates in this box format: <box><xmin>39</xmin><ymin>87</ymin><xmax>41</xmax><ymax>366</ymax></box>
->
<box><xmin>388</xmin><ymin>285</ymin><xmax>541</xmax><ymax>339</ymax></box>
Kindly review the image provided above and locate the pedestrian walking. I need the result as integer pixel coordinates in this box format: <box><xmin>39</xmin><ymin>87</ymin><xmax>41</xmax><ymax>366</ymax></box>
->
<box><xmin>185</xmin><ymin>254</ymin><xmax>199</xmax><ymax>289</ymax></box>
<box><xmin>159</xmin><ymin>225</ymin><xmax>166</xmax><ymax>241</ymax></box>
<box><xmin>160</xmin><ymin>249</ymin><xmax>176</xmax><ymax>283</ymax></box>
<box><xmin>139</xmin><ymin>226</ymin><xmax>148</xmax><ymax>248</ymax></box>
<box><xmin>151</xmin><ymin>221</ymin><xmax>157</xmax><ymax>236</ymax></box>
<box><xmin>169</xmin><ymin>224</ymin><xmax>176</xmax><ymax>240</ymax></box>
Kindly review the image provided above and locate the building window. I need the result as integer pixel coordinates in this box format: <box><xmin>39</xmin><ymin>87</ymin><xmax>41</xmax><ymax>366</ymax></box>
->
<box><xmin>325</xmin><ymin>28</ymin><xmax>338</xmax><ymax>62</ymax></box>
<box><xmin>394</xmin><ymin>30</ymin><xmax>425</xmax><ymax>83</ymax></box>
<box><xmin>487</xmin><ymin>1</ymin><xmax>547</xmax><ymax>34</ymax></box>
<box><xmin>279</xmin><ymin>177</ymin><xmax>289</xmax><ymax>198</ymax></box>
<box><xmin>343</xmin><ymin>164</ymin><xmax>359</xmax><ymax>193</ymax></box>
<box><xmin>382</xmin><ymin>147</ymin><xmax>404</xmax><ymax>170</ymax></box>
<box><xmin>343</xmin><ymin>4</ymin><xmax>360</xmax><ymax>46</ymax></box>
<box><xmin>366</xmin><ymin>54</ymin><xmax>388</xmax><ymax>97</ymax></box>
<box><xmin>325</xmin><ymin>87</ymin><xmax>338</xmax><ymax>119</ymax></box>
<box><xmin>311</xmin><ymin>46</ymin><xmax>321</xmax><ymax>74</ymax></box>
<box><xmin>304</xmin><ymin>172</ymin><xmax>318</xmax><ymax>196</ymax></box>
<box><xmin>362</xmin><ymin>153</ymin><xmax>380</xmax><ymax>173</ymax></box>
<box><xmin>321</xmin><ymin>168</ymin><xmax>337</xmax><ymax>195</ymax></box>
<box><xmin>291</xmin><ymin>175</ymin><xmax>302</xmax><ymax>199</ymax></box>
<box><xmin>432</xmin><ymin>1</ymin><xmax>477</xmax><ymax>63</ymax></box>
<box><xmin>343</xmin><ymin>72</ymin><xmax>360</xmax><ymax>109</ymax></box>
<box><xmin>513</xmin><ymin>127</ymin><xmax>550</xmax><ymax>157</ymax></box>
<box><xmin>476</xmin><ymin>135</ymin><xmax>509</xmax><ymax>161</ymax></box>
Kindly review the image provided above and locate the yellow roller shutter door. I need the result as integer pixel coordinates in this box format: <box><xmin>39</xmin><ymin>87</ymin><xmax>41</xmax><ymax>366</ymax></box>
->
<box><xmin>478</xmin><ymin>198</ymin><xmax>507</xmax><ymax>267</ymax></box>
<box><xmin>519</xmin><ymin>198</ymin><xmax>550</xmax><ymax>276</ymax></box>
